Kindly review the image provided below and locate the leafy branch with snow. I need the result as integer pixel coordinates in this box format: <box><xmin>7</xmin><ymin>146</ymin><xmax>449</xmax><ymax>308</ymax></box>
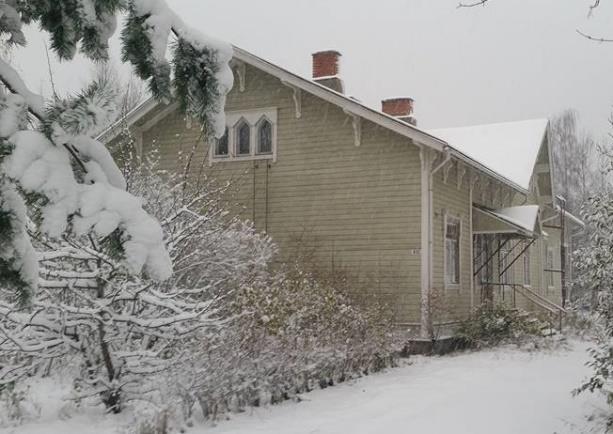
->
<box><xmin>0</xmin><ymin>0</ymin><xmax>233</xmax><ymax>302</ymax></box>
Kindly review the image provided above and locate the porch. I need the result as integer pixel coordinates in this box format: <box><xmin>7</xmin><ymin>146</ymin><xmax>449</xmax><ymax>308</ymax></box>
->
<box><xmin>472</xmin><ymin>205</ymin><xmax>567</xmax><ymax>329</ymax></box>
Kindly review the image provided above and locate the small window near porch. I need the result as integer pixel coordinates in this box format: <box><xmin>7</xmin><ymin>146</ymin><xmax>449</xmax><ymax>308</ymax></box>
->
<box><xmin>523</xmin><ymin>242</ymin><xmax>531</xmax><ymax>286</ymax></box>
<box><xmin>547</xmin><ymin>246</ymin><xmax>554</xmax><ymax>288</ymax></box>
<box><xmin>445</xmin><ymin>216</ymin><xmax>461</xmax><ymax>287</ymax></box>
<box><xmin>500</xmin><ymin>249</ymin><xmax>510</xmax><ymax>285</ymax></box>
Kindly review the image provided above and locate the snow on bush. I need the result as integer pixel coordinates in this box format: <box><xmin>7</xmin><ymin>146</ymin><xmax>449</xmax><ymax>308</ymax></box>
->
<box><xmin>573</xmin><ymin>190</ymin><xmax>613</xmax><ymax>421</ymax></box>
<box><xmin>0</xmin><ymin>148</ymin><xmax>268</xmax><ymax>414</ymax></box>
<box><xmin>0</xmin><ymin>137</ymin><xmax>396</xmax><ymax>425</ymax></box>
<box><xmin>456</xmin><ymin>304</ymin><xmax>543</xmax><ymax>348</ymax></box>
<box><xmin>166</xmin><ymin>255</ymin><xmax>396</xmax><ymax>422</ymax></box>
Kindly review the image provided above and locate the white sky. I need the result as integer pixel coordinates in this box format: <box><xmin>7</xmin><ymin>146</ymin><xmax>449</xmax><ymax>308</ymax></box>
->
<box><xmin>11</xmin><ymin>0</ymin><xmax>613</xmax><ymax>140</ymax></box>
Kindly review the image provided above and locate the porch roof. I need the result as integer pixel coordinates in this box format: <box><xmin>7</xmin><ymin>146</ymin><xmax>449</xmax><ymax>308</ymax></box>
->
<box><xmin>473</xmin><ymin>205</ymin><xmax>541</xmax><ymax>238</ymax></box>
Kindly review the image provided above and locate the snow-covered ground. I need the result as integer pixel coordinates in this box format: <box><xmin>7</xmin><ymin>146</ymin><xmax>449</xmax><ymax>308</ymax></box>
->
<box><xmin>7</xmin><ymin>339</ymin><xmax>608</xmax><ymax>434</ymax></box>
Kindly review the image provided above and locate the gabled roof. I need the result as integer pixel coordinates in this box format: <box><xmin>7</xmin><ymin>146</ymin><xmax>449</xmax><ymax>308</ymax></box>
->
<box><xmin>100</xmin><ymin>46</ymin><xmax>538</xmax><ymax>195</ymax></box>
<box><xmin>429</xmin><ymin>119</ymin><xmax>549</xmax><ymax>191</ymax></box>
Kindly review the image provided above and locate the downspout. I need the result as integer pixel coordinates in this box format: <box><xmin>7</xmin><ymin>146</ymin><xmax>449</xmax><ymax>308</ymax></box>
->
<box><xmin>469</xmin><ymin>178</ymin><xmax>475</xmax><ymax>311</ymax></box>
<box><xmin>420</xmin><ymin>146</ymin><xmax>451</xmax><ymax>339</ymax></box>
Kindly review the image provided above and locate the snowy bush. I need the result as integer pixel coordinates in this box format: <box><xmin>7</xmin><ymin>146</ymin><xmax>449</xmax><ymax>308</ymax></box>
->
<box><xmin>0</xmin><ymin>146</ymin><xmax>276</xmax><ymax>413</ymax></box>
<box><xmin>0</xmin><ymin>382</ymin><xmax>40</xmax><ymax>426</ymax></box>
<box><xmin>169</xmin><ymin>260</ymin><xmax>396</xmax><ymax>422</ymax></box>
<box><xmin>573</xmin><ymin>190</ymin><xmax>613</xmax><ymax>421</ymax></box>
<box><xmin>456</xmin><ymin>304</ymin><xmax>543</xmax><ymax>348</ymax></box>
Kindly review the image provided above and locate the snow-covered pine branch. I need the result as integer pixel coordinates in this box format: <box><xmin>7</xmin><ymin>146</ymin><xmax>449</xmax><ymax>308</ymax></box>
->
<box><xmin>0</xmin><ymin>0</ymin><xmax>234</xmax><ymax>300</ymax></box>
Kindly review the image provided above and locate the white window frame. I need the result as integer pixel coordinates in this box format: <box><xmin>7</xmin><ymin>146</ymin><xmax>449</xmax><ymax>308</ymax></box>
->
<box><xmin>209</xmin><ymin>108</ymin><xmax>278</xmax><ymax>165</ymax></box>
<box><xmin>444</xmin><ymin>213</ymin><xmax>462</xmax><ymax>290</ymax></box>
<box><xmin>523</xmin><ymin>241</ymin><xmax>531</xmax><ymax>288</ymax></box>
<box><xmin>234</xmin><ymin>117</ymin><xmax>252</xmax><ymax>156</ymax></box>
<box><xmin>500</xmin><ymin>248</ymin><xmax>510</xmax><ymax>286</ymax></box>
<box><xmin>546</xmin><ymin>246</ymin><xmax>555</xmax><ymax>290</ymax></box>
<box><xmin>256</xmin><ymin>116</ymin><xmax>274</xmax><ymax>155</ymax></box>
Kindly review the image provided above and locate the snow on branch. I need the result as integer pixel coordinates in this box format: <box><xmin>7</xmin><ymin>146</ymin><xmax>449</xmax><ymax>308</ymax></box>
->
<box><xmin>122</xmin><ymin>0</ymin><xmax>233</xmax><ymax>138</ymax></box>
<box><xmin>0</xmin><ymin>57</ymin><xmax>45</xmax><ymax>116</ymax></box>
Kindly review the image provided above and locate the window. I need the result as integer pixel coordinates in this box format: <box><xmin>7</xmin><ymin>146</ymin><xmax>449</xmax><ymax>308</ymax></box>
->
<box><xmin>474</xmin><ymin>234</ymin><xmax>492</xmax><ymax>285</ymax></box>
<box><xmin>547</xmin><ymin>246</ymin><xmax>554</xmax><ymax>288</ymax></box>
<box><xmin>215</xmin><ymin>127</ymin><xmax>229</xmax><ymax>156</ymax></box>
<box><xmin>236</xmin><ymin>120</ymin><xmax>251</xmax><ymax>155</ymax></box>
<box><xmin>500</xmin><ymin>249</ymin><xmax>510</xmax><ymax>285</ymax></box>
<box><xmin>257</xmin><ymin>118</ymin><xmax>273</xmax><ymax>154</ymax></box>
<box><xmin>209</xmin><ymin>109</ymin><xmax>278</xmax><ymax>164</ymax></box>
<box><xmin>523</xmin><ymin>242</ymin><xmax>531</xmax><ymax>286</ymax></box>
<box><xmin>445</xmin><ymin>216</ymin><xmax>461</xmax><ymax>287</ymax></box>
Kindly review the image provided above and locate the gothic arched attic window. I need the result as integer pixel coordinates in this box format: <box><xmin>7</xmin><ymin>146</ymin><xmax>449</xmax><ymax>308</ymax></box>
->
<box><xmin>235</xmin><ymin>119</ymin><xmax>251</xmax><ymax>156</ymax></box>
<box><xmin>257</xmin><ymin>117</ymin><xmax>273</xmax><ymax>155</ymax></box>
<box><xmin>215</xmin><ymin>126</ymin><xmax>229</xmax><ymax>156</ymax></box>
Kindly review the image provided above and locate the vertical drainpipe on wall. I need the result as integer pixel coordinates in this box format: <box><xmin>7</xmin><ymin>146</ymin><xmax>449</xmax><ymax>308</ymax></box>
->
<box><xmin>469</xmin><ymin>178</ymin><xmax>474</xmax><ymax>312</ymax></box>
<box><xmin>420</xmin><ymin>146</ymin><xmax>451</xmax><ymax>339</ymax></box>
<box><xmin>419</xmin><ymin>148</ymin><xmax>432</xmax><ymax>339</ymax></box>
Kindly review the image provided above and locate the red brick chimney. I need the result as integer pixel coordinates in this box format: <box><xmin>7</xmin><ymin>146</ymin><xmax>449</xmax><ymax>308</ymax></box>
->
<box><xmin>382</xmin><ymin>97</ymin><xmax>417</xmax><ymax>126</ymax></box>
<box><xmin>312</xmin><ymin>50</ymin><xmax>344</xmax><ymax>94</ymax></box>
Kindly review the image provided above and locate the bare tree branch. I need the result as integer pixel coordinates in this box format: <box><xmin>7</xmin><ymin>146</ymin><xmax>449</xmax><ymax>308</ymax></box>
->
<box><xmin>457</xmin><ymin>0</ymin><xmax>491</xmax><ymax>8</ymax></box>
<box><xmin>577</xmin><ymin>29</ymin><xmax>613</xmax><ymax>43</ymax></box>
<box><xmin>589</xmin><ymin>0</ymin><xmax>601</xmax><ymax>17</ymax></box>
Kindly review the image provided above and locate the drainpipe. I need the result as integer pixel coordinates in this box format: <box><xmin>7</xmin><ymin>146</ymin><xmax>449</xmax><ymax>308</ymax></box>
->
<box><xmin>420</xmin><ymin>146</ymin><xmax>451</xmax><ymax>339</ymax></box>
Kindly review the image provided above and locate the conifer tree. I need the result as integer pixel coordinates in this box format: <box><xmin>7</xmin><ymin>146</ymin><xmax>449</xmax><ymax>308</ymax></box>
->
<box><xmin>0</xmin><ymin>0</ymin><xmax>234</xmax><ymax>302</ymax></box>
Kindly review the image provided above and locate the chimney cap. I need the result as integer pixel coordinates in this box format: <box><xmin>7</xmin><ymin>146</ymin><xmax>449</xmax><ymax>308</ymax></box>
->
<box><xmin>312</xmin><ymin>49</ymin><xmax>342</xmax><ymax>57</ymax></box>
<box><xmin>381</xmin><ymin>97</ymin><xmax>416</xmax><ymax>125</ymax></box>
<box><xmin>381</xmin><ymin>97</ymin><xmax>414</xmax><ymax>104</ymax></box>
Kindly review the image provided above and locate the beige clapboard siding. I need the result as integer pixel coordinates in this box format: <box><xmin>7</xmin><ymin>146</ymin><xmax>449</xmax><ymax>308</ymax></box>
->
<box><xmin>141</xmin><ymin>63</ymin><xmax>423</xmax><ymax>323</ymax></box>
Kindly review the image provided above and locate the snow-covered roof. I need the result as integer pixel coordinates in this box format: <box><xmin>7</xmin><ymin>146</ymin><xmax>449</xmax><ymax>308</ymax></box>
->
<box><xmin>429</xmin><ymin>119</ymin><xmax>549</xmax><ymax>191</ymax></box>
<box><xmin>474</xmin><ymin>205</ymin><xmax>541</xmax><ymax>238</ymax></box>
<box><xmin>552</xmin><ymin>205</ymin><xmax>585</xmax><ymax>229</ymax></box>
<box><xmin>490</xmin><ymin>205</ymin><xmax>540</xmax><ymax>234</ymax></box>
<box><xmin>101</xmin><ymin>46</ymin><xmax>546</xmax><ymax>195</ymax></box>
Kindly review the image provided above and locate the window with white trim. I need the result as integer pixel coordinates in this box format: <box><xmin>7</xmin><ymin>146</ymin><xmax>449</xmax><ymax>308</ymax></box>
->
<box><xmin>546</xmin><ymin>246</ymin><xmax>554</xmax><ymax>288</ymax></box>
<box><xmin>235</xmin><ymin>119</ymin><xmax>251</xmax><ymax>156</ymax></box>
<box><xmin>257</xmin><ymin>117</ymin><xmax>273</xmax><ymax>154</ymax></box>
<box><xmin>523</xmin><ymin>241</ymin><xmax>531</xmax><ymax>286</ymax></box>
<box><xmin>210</xmin><ymin>108</ymin><xmax>278</xmax><ymax>164</ymax></box>
<box><xmin>500</xmin><ymin>249</ymin><xmax>510</xmax><ymax>285</ymax></box>
<box><xmin>445</xmin><ymin>216</ymin><xmax>461</xmax><ymax>287</ymax></box>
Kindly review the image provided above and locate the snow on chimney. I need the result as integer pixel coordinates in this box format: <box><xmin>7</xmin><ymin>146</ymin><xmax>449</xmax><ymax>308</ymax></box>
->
<box><xmin>381</xmin><ymin>97</ymin><xmax>417</xmax><ymax>126</ymax></box>
<box><xmin>312</xmin><ymin>50</ymin><xmax>344</xmax><ymax>94</ymax></box>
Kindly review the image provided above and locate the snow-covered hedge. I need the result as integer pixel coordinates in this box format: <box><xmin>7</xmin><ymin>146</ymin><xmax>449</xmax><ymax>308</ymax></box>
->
<box><xmin>171</xmin><ymin>264</ymin><xmax>396</xmax><ymax>422</ymax></box>
<box><xmin>456</xmin><ymin>304</ymin><xmax>543</xmax><ymax>348</ymax></box>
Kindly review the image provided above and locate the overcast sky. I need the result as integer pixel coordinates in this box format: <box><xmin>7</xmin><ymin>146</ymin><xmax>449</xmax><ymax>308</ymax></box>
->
<box><xmin>11</xmin><ymin>0</ymin><xmax>613</xmax><ymax>140</ymax></box>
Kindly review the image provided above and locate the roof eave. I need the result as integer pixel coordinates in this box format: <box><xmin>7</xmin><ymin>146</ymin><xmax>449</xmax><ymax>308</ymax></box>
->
<box><xmin>98</xmin><ymin>45</ymin><xmax>529</xmax><ymax>196</ymax></box>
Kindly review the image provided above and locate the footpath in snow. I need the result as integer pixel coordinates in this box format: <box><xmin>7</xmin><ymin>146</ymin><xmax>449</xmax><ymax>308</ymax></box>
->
<box><xmin>210</xmin><ymin>339</ymin><xmax>606</xmax><ymax>434</ymax></box>
<box><xmin>8</xmin><ymin>339</ymin><xmax>608</xmax><ymax>434</ymax></box>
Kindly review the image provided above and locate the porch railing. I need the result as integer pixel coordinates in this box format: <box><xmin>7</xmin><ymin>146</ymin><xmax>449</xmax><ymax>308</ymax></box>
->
<box><xmin>481</xmin><ymin>282</ymin><xmax>566</xmax><ymax>332</ymax></box>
